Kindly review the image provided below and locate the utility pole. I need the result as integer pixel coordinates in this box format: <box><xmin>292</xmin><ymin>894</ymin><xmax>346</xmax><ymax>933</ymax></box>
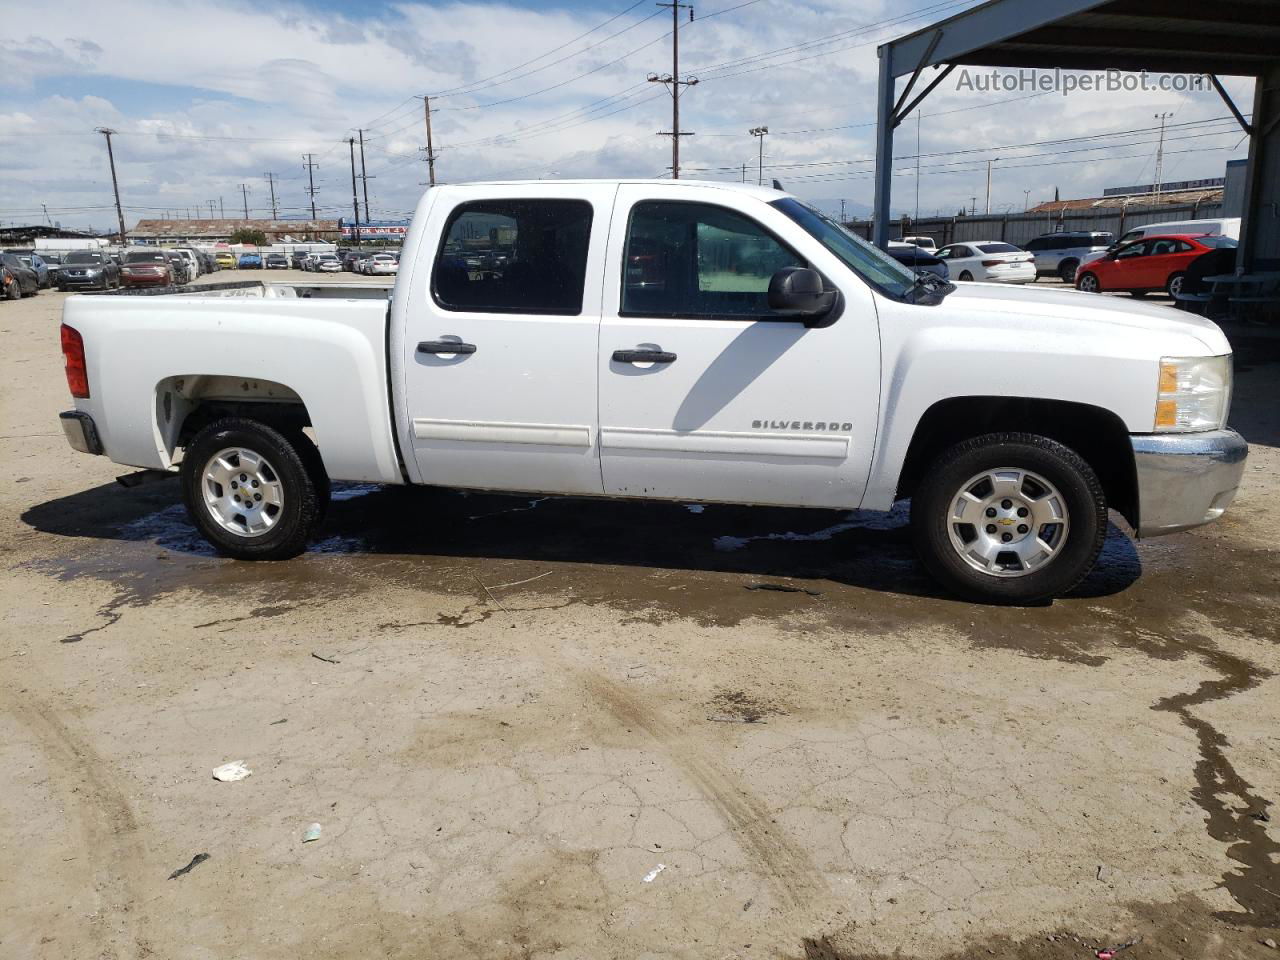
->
<box><xmin>239</xmin><ymin>183</ymin><xmax>250</xmax><ymax>219</ymax></box>
<box><xmin>1153</xmin><ymin>111</ymin><xmax>1173</xmax><ymax>204</ymax></box>
<box><xmin>1023</xmin><ymin>189</ymin><xmax>1031</xmax><ymax>212</ymax></box>
<box><xmin>749</xmin><ymin>126</ymin><xmax>768</xmax><ymax>185</ymax></box>
<box><xmin>741</xmin><ymin>162</ymin><xmax>747</xmax><ymax>183</ymax></box>
<box><xmin>969</xmin><ymin>196</ymin><xmax>977</xmax><ymax>216</ymax></box>
<box><xmin>219</xmin><ymin>197</ymin><xmax>225</xmax><ymax>218</ymax></box>
<box><xmin>357</xmin><ymin>129</ymin><xmax>372</xmax><ymax>220</ymax></box>
<box><xmin>42</xmin><ymin>203</ymin><xmax>53</xmax><ymax>226</ymax></box>
<box><xmin>984</xmin><ymin>158</ymin><xmax>998</xmax><ymax>215</ymax></box>
<box><xmin>840</xmin><ymin>199</ymin><xmax>846</xmax><ymax>223</ymax></box>
<box><xmin>302</xmin><ymin>154</ymin><xmax>320</xmax><ymax>219</ymax></box>
<box><xmin>421</xmin><ymin>96</ymin><xmax>437</xmax><ymax>187</ymax></box>
<box><xmin>207</xmin><ymin>200</ymin><xmax>215</xmax><ymax>218</ymax></box>
<box><xmin>648</xmin><ymin>2</ymin><xmax>697</xmax><ymax>178</ymax></box>
<box><xmin>94</xmin><ymin>127</ymin><xmax>128</xmax><ymax>242</ymax></box>
<box><xmin>348</xmin><ymin>137</ymin><xmax>362</xmax><ymax>246</ymax></box>
<box><xmin>263</xmin><ymin>172</ymin><xmax>279</xmax><ymax>219</ymax></box>
<box><xmin>302</xmin><ymin>154</ymin><xmax>319</xmax><ymax>219</ymax></box>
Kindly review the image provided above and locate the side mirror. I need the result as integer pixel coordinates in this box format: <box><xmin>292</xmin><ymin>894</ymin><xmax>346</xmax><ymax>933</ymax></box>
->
<box><xmin>768</xmin><ymin>267</ymin><xmax>839</xmax><ymax>327</ymax></box>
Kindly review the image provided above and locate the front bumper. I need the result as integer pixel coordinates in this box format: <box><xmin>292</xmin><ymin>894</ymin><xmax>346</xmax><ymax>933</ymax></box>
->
<box><xmin>61</xmin><ymin>274</ymin><xmax>108</xmax><ymax>288</ymax></box>
<box><xmin>60</xmin><ymin>411</ymin><xmax>103</xmax><ymax>455</ymax></box>
<box><xmin>1131</xmin><ymin>429</ymin><xmax>1247</xmax><ymax>537</ymax></box>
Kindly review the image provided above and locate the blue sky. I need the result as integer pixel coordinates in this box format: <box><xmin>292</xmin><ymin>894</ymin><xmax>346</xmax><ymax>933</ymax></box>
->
<box><xmin>0</xmin><ymin>0</ymin><xmax>1253</xmax><ymax>231</ymax></box>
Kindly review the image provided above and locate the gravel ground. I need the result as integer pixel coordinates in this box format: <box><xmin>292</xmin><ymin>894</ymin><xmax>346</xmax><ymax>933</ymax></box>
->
<box><xmin>1</xmin><ymin>272</ymin><xmax>1277</xmax><ymax>960</ymax></box>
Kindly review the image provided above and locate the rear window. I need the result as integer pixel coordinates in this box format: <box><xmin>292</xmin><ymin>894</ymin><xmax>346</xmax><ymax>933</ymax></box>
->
<box><xmin>976</xmin><ymin>243</ymin><xmax>1020</xmax><ymax>253</ymax></box>
<box><xmin>433</xmin><ymin>198</ymin><xmax>593</xmax><ymax>315</ymax></box>
<box><xmin>1089</xmin><ymin>233</ymin><xmax>1113</xmax><ymax>244</ymax></box>
<box><xmin>1198</xmin><ymin>236</ymin><xmax>1237</xmax><ymax>249</ymax></box>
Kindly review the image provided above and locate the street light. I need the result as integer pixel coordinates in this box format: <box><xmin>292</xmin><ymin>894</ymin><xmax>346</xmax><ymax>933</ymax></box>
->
<box><xmin>749</xmin><ymin>126</ymin><xmax>769</xmax><ymax>186</ymax></box>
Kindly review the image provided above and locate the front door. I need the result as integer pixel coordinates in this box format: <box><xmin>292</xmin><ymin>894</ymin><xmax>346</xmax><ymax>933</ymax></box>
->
<box><xmin>596</xmin><ymin>185</ymin><xmax>881</xmax><ymax>509</ymax></box>
<box><xmin>400</xmin><ymin>185</ymin><xmax>613</xmax><ymax>495</ymax></box>
<box><xmin>1109</xmin><ymin>239</ymin><xmax>1151</xmax><ymax>289</ymax></box>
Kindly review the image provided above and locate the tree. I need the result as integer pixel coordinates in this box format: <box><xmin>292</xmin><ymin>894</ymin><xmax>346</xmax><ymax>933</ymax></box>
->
<box><xmin>229</xmin><ymin>227</ymin><xmax>268</xmax><ymax>246</ymax></box>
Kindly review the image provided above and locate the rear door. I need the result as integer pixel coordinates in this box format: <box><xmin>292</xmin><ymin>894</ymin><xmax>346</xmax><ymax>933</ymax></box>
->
<box><xmin>1141</xmin><ymin>237</ymin><xmax>1184</xmax><ymax>290</ymax></box>
<box><xmin>596</xmin><ymin>185</ymin><xmax>881</xmax><ymax>509</ymax></box>
<box><xmin>399</xmin><ymin>184</ymin><xmax>613</xmax><ymax>495</ymax></box>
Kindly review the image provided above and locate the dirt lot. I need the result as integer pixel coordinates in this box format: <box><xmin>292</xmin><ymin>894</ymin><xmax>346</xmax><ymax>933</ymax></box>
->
<box><xmin>1</xmin><ymin>273</ymin><xmax>1278</xmax><ymax>960</ymax></box>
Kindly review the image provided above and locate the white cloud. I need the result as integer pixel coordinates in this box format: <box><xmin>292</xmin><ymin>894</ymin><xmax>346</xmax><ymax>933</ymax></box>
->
<box><xmin>0</xmin><ymin>0</ymin><xmax>1256</xmax><ymax>230</ymax></box>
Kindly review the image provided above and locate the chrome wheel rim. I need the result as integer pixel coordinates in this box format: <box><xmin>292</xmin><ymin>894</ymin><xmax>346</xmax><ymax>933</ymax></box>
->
<box><xmin>1168</xmin><ymin>275</ymin><xmax>1183</xmax><ymax>297</ymax></box>
<box><xmin>946</xmin><ymin>467</ymin><xmax>1070</xmax><ymax>578</ymax></box>
<box><xmin>201</xmin><ymin>446</ymin><xmax>285</xmax><ymax>538</ymax></box>
<box><xmin>1078</xmin><ymin>274</ymin><xmax>1098</xmax><ymax>293</ymax></box>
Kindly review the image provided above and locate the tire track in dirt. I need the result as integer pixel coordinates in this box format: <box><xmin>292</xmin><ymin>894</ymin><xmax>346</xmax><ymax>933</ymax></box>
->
<box><xmin>7</xmin><ymin>693</ymin><xmax>151</xmax><ymax>958</ymax></box>
<box><xmin>579</xmin><ymin>672</ymin><xmax>827</xmax><ymax>912</ymax></box>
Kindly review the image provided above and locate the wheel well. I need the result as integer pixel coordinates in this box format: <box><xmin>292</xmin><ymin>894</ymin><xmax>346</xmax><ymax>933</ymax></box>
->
<box><xmin>156</xmin><ymin>375</ymin><xmax>313</xmax><ymax>460</ymax></box>
<box><xmin>896</xmin><ymin>397</ymin><xmax>1138</xmax><ymax>528</ymax></box>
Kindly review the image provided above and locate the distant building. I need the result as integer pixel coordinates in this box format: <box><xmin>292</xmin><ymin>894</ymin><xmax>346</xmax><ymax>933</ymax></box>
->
<box><xmin>1028</xmin><ymin>186</ymin><xmax>1224</xmax><ymax>215</ymax></box>
<box><xmin>339</xmin><ymin>218</ymin><xmax>411</xmax><ymax>240</ymax></box>
<box><xmin>129</xmin><ymin>218</ymin><xmax>340</xmax><ymax>243</ymax></box>
<box><xmin>0</xmin><ymin>224</ymin><xmax>100</xmax><ymax>246</ymax></box>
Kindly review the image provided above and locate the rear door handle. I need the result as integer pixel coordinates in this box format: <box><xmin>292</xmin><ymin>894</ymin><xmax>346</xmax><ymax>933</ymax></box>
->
<box><xmin>612</xmin><ymin>348</ymin><xmax>676</xmax><ymax>364</ymax></box>
<box><xmin>418</xmin><ymin>340</ymin><xmax>476</xmax><ymax>355</ymax></box>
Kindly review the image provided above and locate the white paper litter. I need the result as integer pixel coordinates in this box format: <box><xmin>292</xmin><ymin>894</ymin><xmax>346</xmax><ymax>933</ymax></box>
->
<box><xmin>642</xmin><ymin>864</ymin><xmax>666</xmax><ymax>883</ymax></box>
<box><xmin>211</xmin><ymin>761</ymin><xmax>252</xmax><ymax>782</ymax></box>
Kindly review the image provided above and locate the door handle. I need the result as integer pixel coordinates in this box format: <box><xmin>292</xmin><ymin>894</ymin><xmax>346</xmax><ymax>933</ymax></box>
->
<box><xmin>418</xmin><ymin>340</ymin><xmax>476</xmax><ymax>355</ymax></box>
<box><xmin>612</xmin><ymin>348</ymin><xmax>676</xmax><ymax>364</ymax></box>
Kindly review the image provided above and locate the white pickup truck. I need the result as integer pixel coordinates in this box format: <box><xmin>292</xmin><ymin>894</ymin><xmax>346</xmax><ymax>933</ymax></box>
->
<box><xmin>58</xmin><ymin>180</ymin><xmax>1246</xmax><ymax>604</ymax></box>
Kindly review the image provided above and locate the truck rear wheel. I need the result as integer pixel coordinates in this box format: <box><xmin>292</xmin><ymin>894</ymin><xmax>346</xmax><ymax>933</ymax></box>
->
<box><xmin>910</xmin><ymin>433</ymin><xmax>1107</xmax><ymax>604</ymax></box>
<box><xmin>181</xmin><ymin>417</ymin><xmax>323</xmax><ymax>560</ymax></box>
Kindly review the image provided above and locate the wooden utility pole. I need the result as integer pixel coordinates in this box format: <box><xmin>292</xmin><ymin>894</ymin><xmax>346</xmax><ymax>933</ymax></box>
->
<box><xmin>303</xmin><ymin>154</ymin><xmax>319</xmax><ymax>219</ymax></box>
<box><xmin>357</xmin><ymin>129</ymin><xmax>372</xmax><ymax>220</ymax></box>
<box><xmin>749</xmin><ymin>126</ymin><xmax>768</xmax><ymax>185</ymax></box>
<box><xmin>648</xmin><ymin>3</ymin><xmax>697</xmax><ymax>178</ymax></box>
<box><xmin>94</xmin><ymin>127</ymin><xmax>127</xmax><ymax>242</ymax></box>
<box><xmin>348</xmin><ymin>137</ymin><xmax>361</xmax><ymax>246</ymax></box>
<box><xmin>239</xmin><ymin>183</ymin><xmax>250</xmax><ymax>219</ymax></box>
<box><xmin>264</xmin><ymin>172</ymin><xmax>279</xmax><ymax>219</ymax></box>
<box><xmin>422</xmin><ymin>96</ymin><xmax>437</xmax><ymax>187</ymax></box>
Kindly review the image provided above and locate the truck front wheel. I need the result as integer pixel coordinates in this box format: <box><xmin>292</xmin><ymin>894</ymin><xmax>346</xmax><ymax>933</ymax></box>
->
<box><xmin>181</xmin><ymin>418</ymin><xmax>323</xmax><ymax>560</ymax></box>
<box><xmin>910</xmin><ymin>433</ymin><xmax>1107</xmax><ymax>604</ymax></box>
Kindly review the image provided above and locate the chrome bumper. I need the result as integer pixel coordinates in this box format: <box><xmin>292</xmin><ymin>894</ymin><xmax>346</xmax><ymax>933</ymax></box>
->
<box><xmin>60</xmin><ymin>411</ymin><xmax>103</xmax><ymax>455</ymax></box>
<box><xmin>1131</xmin><ymin>429</ymin><xmax>1247</xmax><ymax>537</ymax></box>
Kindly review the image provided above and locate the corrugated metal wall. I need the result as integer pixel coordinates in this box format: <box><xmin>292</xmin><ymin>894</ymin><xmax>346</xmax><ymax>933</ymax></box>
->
<box><xmin>846</xmin><ymin>201</ymin><xmax>1226</xmax><ymax>246</ymax></box>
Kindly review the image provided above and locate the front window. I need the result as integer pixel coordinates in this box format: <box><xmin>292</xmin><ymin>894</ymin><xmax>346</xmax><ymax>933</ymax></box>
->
<box><xmin>66</xmin><ymin>251</ymin><xmax>106</xmax><ymax>264</ymax></box>
<box><xmin>772</xmin><ymin>196</ymin><xmax>917</xmax><ymax>299</ymax></box>
<box><xmin>620</xmin><ymin>200</ymin><xmax>803</xmax><ymax>319</ymax></box>
<box><xmin>126</xmin><ymin>252</ymin><xmax>167</xmax><ymax>263</ymax></box>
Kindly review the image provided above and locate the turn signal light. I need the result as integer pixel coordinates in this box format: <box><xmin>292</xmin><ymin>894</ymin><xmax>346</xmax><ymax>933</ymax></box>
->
<box><xmin>61</xmin><ymin>323</ymin><xmax>89</xmax><ymax>399</ymax></box>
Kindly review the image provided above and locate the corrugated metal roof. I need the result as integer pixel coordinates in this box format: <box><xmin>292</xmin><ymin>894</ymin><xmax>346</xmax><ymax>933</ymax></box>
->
<box><xmin>1028</xmin><ymin>187</ymin><xmax>1223</xmax><ymax>213</ymax></box>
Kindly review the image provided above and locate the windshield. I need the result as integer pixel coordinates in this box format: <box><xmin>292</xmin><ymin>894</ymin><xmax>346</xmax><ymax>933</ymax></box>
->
<box><xmin>1198</xmin><ymin>235</ymin><xmax>1238</xmax><ymax>249</ymax></box>
<box><xmin>771</xmin><ymin>197</ymin><xmax>917</xmax><ymax>299</ymax></box>
<box><xmin>126</xmin><ymin>252</ymin><xmax>167</xmax><ymax>263</ymax></box>
<box><xmin>66</xmin><ymin>251</ymin><xmax>106</xmax><ymax>264</ymax></box>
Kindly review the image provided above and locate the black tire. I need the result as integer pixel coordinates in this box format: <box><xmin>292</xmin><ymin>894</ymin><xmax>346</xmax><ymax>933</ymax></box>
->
<box><xmin>910</xmin><ymin>433</ymin><xmax>1107</xmax><ymax>605</ymax></box>
<box><xmin>180</xmin><ymin>417</ymin><xmax>322</xmax><ymax>560</ymax></box>
<box><xmin>290</xmin><ymin>430</ymin><xmax>332</xmax><ymax>519</ymax></box>
<box><xmin>958</xmin><ymin>271</ymin><xmax>974</xmax><ymax>282</ymax></box>
<box><xmin>1058</xmin><ymin>259</ymin><xmax>1079</xmax><ymax>283</ymax></box>
<box><xmin>1166</xmin><ymin>272</ymin><xmax>1186</xmax><ymax>299</ymax></box>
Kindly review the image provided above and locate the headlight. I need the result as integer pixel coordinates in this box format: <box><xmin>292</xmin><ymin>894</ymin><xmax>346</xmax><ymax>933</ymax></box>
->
<box><xmin>1155</xmin><ymin>355</ymin><xmax>1232</xmax><ymax>432</ymax></box>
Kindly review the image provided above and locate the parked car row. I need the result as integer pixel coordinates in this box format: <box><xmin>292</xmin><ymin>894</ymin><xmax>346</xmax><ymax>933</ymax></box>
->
<box><xmin>886</xmin><ymin>217</ymin><xmax>1239</xmax><ymax>293</ymax></box>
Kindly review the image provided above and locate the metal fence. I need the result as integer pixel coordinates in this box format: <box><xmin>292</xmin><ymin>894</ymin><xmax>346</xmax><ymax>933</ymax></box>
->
<box><xmin>845</xmin><ymin>201</ymin><xmax>1226</xmax><ymax>247</ymax></box>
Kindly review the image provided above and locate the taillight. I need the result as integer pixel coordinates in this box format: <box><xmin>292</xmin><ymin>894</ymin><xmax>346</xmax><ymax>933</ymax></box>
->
<box><xmin>982</xmin><ymin>260</ymin><xmax>1004</xmax><ymax>267</ymax></box>
<box><xmin>61</xmin><ymin>323</ymin><xmax>89</xmax><ymax>399</ymax></box>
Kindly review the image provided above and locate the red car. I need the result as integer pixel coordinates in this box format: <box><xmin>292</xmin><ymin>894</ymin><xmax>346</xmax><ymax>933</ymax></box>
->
<box><xmin>1075</xmin><ymin>233</ymin><xmax>1237</xmax><ymax>299</ymax></box>
<box><xmin>120</xmin><ymin>250</ymin><xmax>174</xmax><ymax>288</ymax></box>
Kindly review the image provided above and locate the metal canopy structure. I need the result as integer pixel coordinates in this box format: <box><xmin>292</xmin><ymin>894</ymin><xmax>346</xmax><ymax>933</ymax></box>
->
<box><xmin>871</xmin><ymin>0</ymin><xmax>1280</xmax><ymax>262</ymax></box>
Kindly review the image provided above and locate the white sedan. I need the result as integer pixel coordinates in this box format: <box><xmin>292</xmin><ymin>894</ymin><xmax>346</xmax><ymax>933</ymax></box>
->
<box><xmin>365</xmin><ymin>254</ymin><xmax>399</xmax><ymax>276</ymax></box>
<box><xmin>936</xmin><ymin>241</ymin><xmax>1036</xmax><ymax>283</ymax></box>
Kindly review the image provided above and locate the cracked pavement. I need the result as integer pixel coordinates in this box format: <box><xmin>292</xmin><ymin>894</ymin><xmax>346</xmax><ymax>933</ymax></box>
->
<box><xmin>1</xmin><ymin>279</ymin><xmax>1278</xmax><ymax>959</ymax></box>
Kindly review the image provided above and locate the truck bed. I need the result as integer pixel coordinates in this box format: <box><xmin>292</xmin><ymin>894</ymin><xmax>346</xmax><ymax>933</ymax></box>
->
<box><xmin>87</xmin><ymin>279</ymin><xmax>394</xmax><ymax>300</ymax></box>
